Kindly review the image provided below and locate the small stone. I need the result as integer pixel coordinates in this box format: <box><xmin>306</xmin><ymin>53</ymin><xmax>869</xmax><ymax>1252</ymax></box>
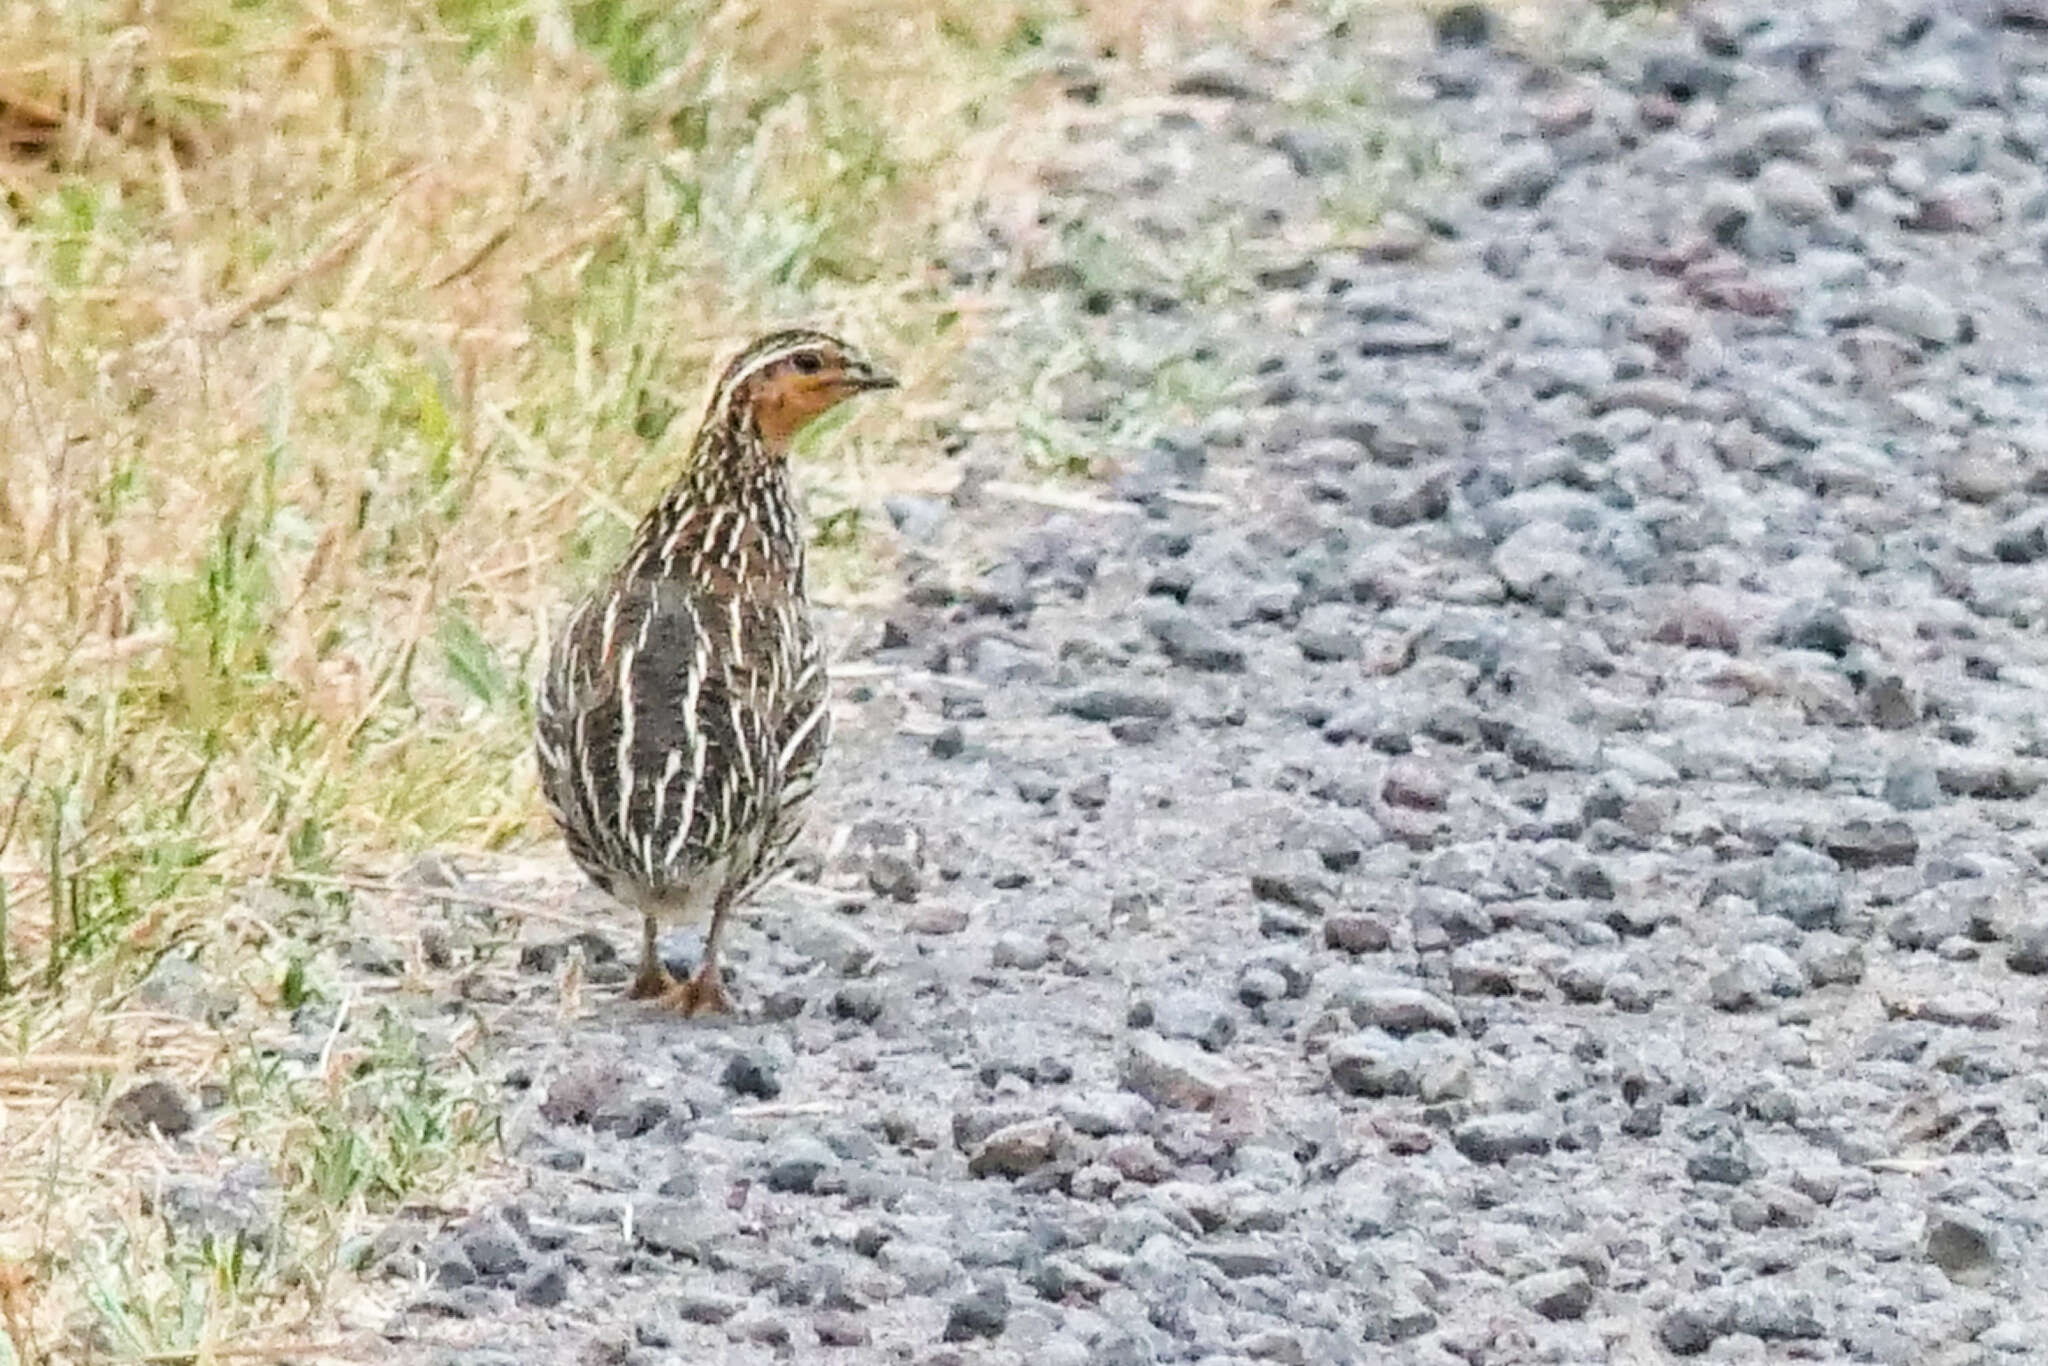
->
<box><xmin>676</xmin><ymin>1286</ymin><xmax>746</xmax><ymax>1324</ymax></box>
<box><xmin>1060</xmin><ymin>1091</ymin><xmax>1154</xmax><ymax>1137</ymax></box>
<box><xmin>992</xmin><ymin>933</ymin><xmax>1052</xmax><ymax>971</ymax></box>
<box><xmin>765</xmin><ymin>1132</ymin><xmax>838</xmax><ymax>1193</ymax></box>
<box><xmin>1055</xmin><ymin>687</ymin><xmax>1176</xmax><ymax>723</ymax></box>
<box><xmin>428</xmin><ymin>1239</ymin><xmax>475</xmax><ymax>1289</ymax></box>
<box><xmin>1699</xmin><ymin>181</ymin><xmax>1757</xmax><ymax>244</ymax></box>
<box><xmin>1904</xmin><ymin>990</ymin><xmax>2002</xmax><ymax>1030</ymax></box>
<box><xmin>1452</xmin><ymin>1113</ymin><xmax>1553</xmax><ymax>1163</ymax></box>
<box><xmin>879</xmin><ymin>1240</ymin><xmax>957</xmax><ymax>1294</ymax></box>
<box><xmin>1237</xmin><ymin>965</ymin><xmax>1290</xmax><ymax>1006</ymax></box>
<box><xmin>1480</xmin><ymin>145</ymin><xmax>1559</xmax><ymax>208</ymax></box>
<box><xmin>911</xmin><ymin>905</ymin><xmax>971</xmax><ymax>935</ymax></box>
<box><xmin>1341</xmin><ymin>984</ymin><xmax>1459</xmax><ymax>1036</ymax></box>
<box><xmin>1870</xmin><ymin>283</ymin><xmax>1961</xmax><ymax>347</ymax></box>
<box><xmin>1249</xmin><ymin>858</ymin><xmax>1335</xmax><ymax>915</ymax></box>
<box><xmin>1069</xmin><ymin>774</ymin><xmax>1111</xmax><ymax>809</ymax></box>
<box><xmin>1925</xmin><ymin>1211</ymin><xmax>1997</xmax><ymax>1285</ymax></box>
<box><xmin>1822</xmin><ymin>819</ymin><xmax>1918</xmax><ymax>870</ymax></box>
<box><xmin>969</xmin><ymin>1118</ymin><xmax>1065</xmax><ymax>1178</ymax></box>
<box><xmin>783</xmin><ymin>909</ymin><xmax>878</xmax><ymax>975</ymax></box>
<box><xmin>868</xmin><ymin>851</ymin><xmax>923</xmax><ymax>902</ymax></box>
<box><xmin>1434</xmin><ymin>1</ymin><xmax>1493</xmax><ymax>47</ymax></box>
<box><xmin>1993</xmin><ymin>511</ymin><xmax>2048</xmax><ymax>564</ymax></box>
<box><xmin>1884</xmin><ymin>759</ymin><xmax>1943</xmax><ymax>811</ymax></box>
<box><xmin>635</xmin><ymin>1201</ymin><xmax>702</xmax><ymax>1258</ymax></box>
<box><xmin>1773</xmin><ymin>603</ymin><xmax>1853</xmax><ymax>657</ymax></box>
<box><xmin>1756</xmin><ymin>159</ymin><xmax>1832</xmax><ymax>224</ymax></box>
<box><xmin>832</xmin><ymin>983</ymin><xmax>887</xmax><ymax>1024</ymax></box>
<box><xmin>1686</xmin><ymin>1129</ymin><xmax>1758</xmax><ymax>1185</ymax></box>
<box><xmin>943</xmin><ymin>1281</ymin><xmax>1010</xmax><ymax>1341</ymax></box>
<box><xmin>1328</xmin><ymin>1033</ymin><xmax>1420</xmax><ymax>1098</ymax></box>
<box><xmin>107</xmin><ymin>1079</ymin><xmax>197</xmax><ymax>1138</ymax></box>
<box><xmin>2006</xmin><ymin>920</ymin><xmax>2048</xmax><ymax>974</ymax></box>
<box><xmin>1757</xmin><ymin>843</ymin><xmax>1842</xmax><ymax>930</ymax></box>
<box><xmin>1353</xmin><ymin>323</ymin><xmax>1452</xmax><ymax>358</ymax></box>
<box><xmin>459</xmin><ymin>1219</ymin><xmax>528</xmax><ymax>1279</ymax></box>
<box><xmin>1324</xmin><ymin>914</ymin><xmax>1392</xmax><ymax>954</ymax></box>
<box><xmin>1801</xmin><ymin>933</ymin><xmax>1866</xmax><ymax>986</ymax></box>
<box><xmin>1381</xmin><ymin>759</ymin><xmax>1449</xmax><ymax>811</ymax></box>
<box><xmin>1732</xmin><ymin>1288</ymin><xmax>1825</xmax><ymax>1341</ymax></box>
<box><xmin>1146</xmin><ymin>610</ymin><xmax>1247</xmax><ymax>672</ymax></box>
<box><xmin>1150</xmin><ymin>991</ymin><xmax>1237</xmax><ymax>1052</ymax></box>
<box><xmin>814</xmin><ymin>1311</ymin><xmax>869</xmax><ymax>1347</ymax></box>
<box><xmin>135</xmin><ymin>955</ymin><xmax>234</xmax><ymax>1023</ymax></box>
<box><xmin>1517</xmin><ymin>1267</ymin><xmax>1594</xmax><ymax>1321</ymax></box>
<box><xmin>1122</xmin><ymin>1036</ymin><xmax>1242</xmax><ymax>1111</ymax></box>
<box><xmin>1660</xmin><ymin>1297</ymin><xmax>1730</xmax><ymax>1355</ymax></box>
<box><xmin>1297</xmin><ymin>628</ymin><xmax>1362</xmax><ymax>662</ymax></box>
<box><xmin>1710</xmin><ymin>943</ymin><xmax>1804</xmax><ymax>1011</ymax></box>
<box><xmin>722</xmin><ymin>1050</ymin><xmax>781</xmax><ymax>1100</ymax></box>
<box><xmin>514</xmin><ymin>1260</ymin><xmax>569</xmax><ymax>1308</ymax></box>
<box><xmin>1651</xmin><ymin>600</ymin><xmax>1741</xmax><ymax>652</ymax></box>
<box><xmin>539</xmin><ymin>1059</ymin><xmax>633</xmax><ymax>1125</ymax></box>
<box><xmin>1111</xmin><ymin>716</ymin><xmax>1169</xmax><ymax>745</ymax></box>
<box><xmin>1191</xmin><ymin>1239</ymin><xmax>1288</xmax><ymax>1278</ymax></box>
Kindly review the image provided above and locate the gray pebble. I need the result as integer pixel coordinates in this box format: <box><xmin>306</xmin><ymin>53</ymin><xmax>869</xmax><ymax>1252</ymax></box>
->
<box><xmin>107</xmin><ymin>1079</ymin><xmax>197</xmax><ymax>1139</ymax></box>
<box><xmin>765</xmin><ymin>1131</ymin><xmax>839</xmax><ymax>1193</ymax></box>
<box><xmin>943</xmin><ymin>1280</ymin><xmax>1010</xmax><ymax>1341</ymax></box>
<box><xmin>1452</xmin><ymin>1113</ymin><xmax>1554</xmax><ymax>1163</ymax></box>
<box><xmin>1516</xmin><ymin>1266</ymin><xmax>1594</xmax><ymax>1321</ymax></box>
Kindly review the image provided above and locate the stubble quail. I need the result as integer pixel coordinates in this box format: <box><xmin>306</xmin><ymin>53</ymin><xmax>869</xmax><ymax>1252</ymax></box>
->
<box><xmin>534</xmin><ymin>329</ymin><xmax>896</xmax><ymax>1016</ymax></box>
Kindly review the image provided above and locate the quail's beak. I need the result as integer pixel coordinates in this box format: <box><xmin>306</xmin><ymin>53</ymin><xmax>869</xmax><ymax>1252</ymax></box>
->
<box><xmin>845</xmin><ymin>360</ymin><xmax>898</xmax><ymax>392</ymax></box>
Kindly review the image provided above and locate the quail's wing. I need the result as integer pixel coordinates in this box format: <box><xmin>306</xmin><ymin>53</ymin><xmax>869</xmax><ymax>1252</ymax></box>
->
<box><xmin>766</xmin><ymin>602</ymin><xmax>831</xmax><ymax>822</ymax></box>
<box><xmin>535</xmin><ymin>575</ymin><xmax>763</xmax><ymax>891</ymax></box>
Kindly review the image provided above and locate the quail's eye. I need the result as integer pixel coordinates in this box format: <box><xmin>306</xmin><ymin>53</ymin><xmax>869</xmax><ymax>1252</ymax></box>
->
<box><xmin>792</xmin><ymin>352</ymin><xmax>823</xmax><ymax>375</ymax></box>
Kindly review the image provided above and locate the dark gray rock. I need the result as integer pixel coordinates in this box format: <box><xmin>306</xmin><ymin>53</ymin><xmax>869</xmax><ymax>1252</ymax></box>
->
<box><xmin>1517</xmin><ymin>1267</ymin><xmax>1594</xmax><ymax>1321</ymax></box>
<box><xmin>514</xmin><ymin>1260</ymin><xmax>569</xmax><ymax>1308</ymax></box>
<box><xmin>1660</xmin><ymin>1296</ymin><xmax>1731</xmax><ymax>1355</ymax></box>
<box><xmin>1337</xmin><ymin>982</ymin><xmax>1459</xmax><ymax>1036</ymax></box>
<box><xmin>1149</xmin><ymin>990</ymin><xmax>1238</xmax><ymax>1052</ymax></box>
<box><xmin>1145</xmin><ymin>608</ymin><xmax>1246</xmax><ymax>672</ymax></box>
<box><xmin>2007</xmin><ymin>919</ymin><xmax>2048</xmax><ymax>974</ymax></box>
<box><xmin>1328</xmin><ymin>1032</ymin><xmax>1422</xmax><ymax>1098</ymax></box>
<box><xmin>1687</xmin><ymin>1128</ymin><xmax>1760</xmax><ymax>1185</ymax></box>
<box><xmin>943</xmin><ymin>1280</ymin><xmax>1010</xmax><ymax>1341</ymax></box>
<box><xmin>1452</xmin><ymin>1113</ymin><xmax>1554</xmax><ymax>1164</ymax></box>
<box><xmin>107</xmin><ymin>1079</ymin><xmax>197</xmax><ymax>1138</ymax></box>
<box><xmin>1057</xmin><ymin>687</ymin><xmax>1176</xmax><ymax>723</ymax></box>
<box><xmin>765</xmin><ymin>1132</ymin><xmax>838</xmax><ymax>1193</ymax></box>
<box><xmin>1480</xmin><ymin>146</ymin><xmax>1559</xmax><ymax>207</ymax></box>
<box><xmin>1925</xmin><ymin>1211</ymin><xmax>1998</xmax><ymax>1285</ymax></box>
<box><xmin>722</xmin><ymin>1050</ymin><xmax>781</xmax><ymax>1100</ymax></box>
<box><xmin>1756</xmin><ymin>843</ymin><xmax>1843</xmax><ymax>929</ymax></box>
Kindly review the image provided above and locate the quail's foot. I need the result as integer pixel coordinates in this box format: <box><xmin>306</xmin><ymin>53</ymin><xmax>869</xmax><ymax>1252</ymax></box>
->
<box><xmin>660</xmin><ymin>966</ymin><xmax>736</xmax><ymax>1018</ymax></box>
<box><xmin>626</xmin><ymin>960</ymin><xmax>677</xmax><ymax>1000</ymax></box>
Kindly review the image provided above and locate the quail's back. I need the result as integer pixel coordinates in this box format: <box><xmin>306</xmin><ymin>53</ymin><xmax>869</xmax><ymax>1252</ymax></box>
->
<box><xmin>534</xmin><ymin>330</ymin><xmax>895</xmax><ymax>1016</ymax></box>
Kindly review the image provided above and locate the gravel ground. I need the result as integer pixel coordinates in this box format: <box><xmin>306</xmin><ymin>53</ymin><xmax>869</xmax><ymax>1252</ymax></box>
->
<box><xmin>352</xmin><ymin>3</ymin><xmax>2048</xmax><ymax>1361</ymax></box>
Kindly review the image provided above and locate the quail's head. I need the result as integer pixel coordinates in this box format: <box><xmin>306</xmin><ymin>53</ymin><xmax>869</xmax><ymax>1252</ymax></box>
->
<box><xmin>718</xmin><ymin>330</ymin><xmax>897</xmax><ymax>449</ymax></box>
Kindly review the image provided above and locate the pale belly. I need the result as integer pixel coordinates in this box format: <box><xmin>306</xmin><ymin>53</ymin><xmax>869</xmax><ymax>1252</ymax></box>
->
<box><xmin>615</xmin><ymin>832</ymin><xmax>762</xmax><ymax>925</ymax></box>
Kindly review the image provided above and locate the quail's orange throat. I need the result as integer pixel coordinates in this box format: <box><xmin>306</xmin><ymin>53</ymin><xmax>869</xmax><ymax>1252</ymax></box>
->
<box><xmin>751</xmin><ymin>366</ymin><xmax>896</xmax><ymax>451</ymax></box>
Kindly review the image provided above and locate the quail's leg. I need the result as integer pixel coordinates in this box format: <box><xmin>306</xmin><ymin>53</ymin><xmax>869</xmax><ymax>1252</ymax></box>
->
<box><xmin>627</xmin><ymin>913</ymin><xmax>675</xmax><ymax>999</ymax></box>
<box><xmin>663</xmin><ymin>894</ymin><xmax>736</xmax><ymax>1017</ymax></box>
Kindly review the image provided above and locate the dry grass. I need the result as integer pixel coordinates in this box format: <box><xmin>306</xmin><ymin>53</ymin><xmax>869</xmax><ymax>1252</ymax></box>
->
<box><xmin>0</xmin><ymin>0</ymin><xmax>1306</xmax><ymax>1357</ymax></box>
